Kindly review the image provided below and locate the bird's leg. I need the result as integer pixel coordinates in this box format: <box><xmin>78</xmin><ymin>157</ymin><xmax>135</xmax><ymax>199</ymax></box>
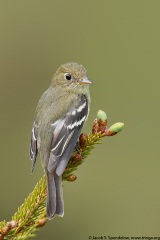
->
<box><xmin>75</xmin><ymin>141</ymin><xmax>82</xmax><ymax>156</ymax></box>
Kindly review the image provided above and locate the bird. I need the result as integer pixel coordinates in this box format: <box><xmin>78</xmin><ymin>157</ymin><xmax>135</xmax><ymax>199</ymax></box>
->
<box><xmin>29</xmin><ymin>62</ymin><xmax>91</xmax><ymax>219</ymax></box>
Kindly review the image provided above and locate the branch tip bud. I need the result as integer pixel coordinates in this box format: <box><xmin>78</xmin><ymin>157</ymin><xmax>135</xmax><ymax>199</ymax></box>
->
<box><xmin>97</xmin><ymin>110</ymin><xmax>107</xmax><ymax>121</ymax></box>
<box><xmin>37</xmin><ymin>219</ymin><xmax>47</xmax><ymax>228</ymax></box>
<box><xmin>109</xmin><ymin>122</ymin><xmax>124</xmax><ymax>133</ymax></box>
<box><xmin>0</xmin><ymin>234</ymin><xmax>3</xmax><ymax>240</ymax></box>
<box><xmin>67</xmin><ymin>174</ymin><xmax>77</xmax><ymax>182</ymax></box>
<box><xmin>106</xmin><ymin>122</ymin><xmax>124</xmax><ymax>136</ymax></box>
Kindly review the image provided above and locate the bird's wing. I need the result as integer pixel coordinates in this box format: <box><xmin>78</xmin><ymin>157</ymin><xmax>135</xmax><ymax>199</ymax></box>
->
<box><xmin>30</xmin><ymin>121</ymin><xmax>38</xmax><ymax>172</ymax></box>
<box><xmin>48</xmin><ymin>94</ymin><xmax>88</xmax><ymax>176</ymax></box>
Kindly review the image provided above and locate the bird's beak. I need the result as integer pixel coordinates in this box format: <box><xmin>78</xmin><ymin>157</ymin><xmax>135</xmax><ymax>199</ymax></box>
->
<box><xmin>79</xmin><ymin>77</ymin><xmax>92</xmax><ymax>85</ymax></box>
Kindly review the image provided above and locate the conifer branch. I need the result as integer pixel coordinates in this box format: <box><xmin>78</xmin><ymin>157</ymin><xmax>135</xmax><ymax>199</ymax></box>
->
<box><xmin>0</xmin><ymin>110</ymin><xmax>124</xmax><ymax>240</ymax></box>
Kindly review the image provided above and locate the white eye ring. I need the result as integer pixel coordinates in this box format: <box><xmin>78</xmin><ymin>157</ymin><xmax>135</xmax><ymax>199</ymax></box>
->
<box><xmin>64</xmin><ymin>73</ymin><xmax>72</xmax><ymax>81</ymax></box>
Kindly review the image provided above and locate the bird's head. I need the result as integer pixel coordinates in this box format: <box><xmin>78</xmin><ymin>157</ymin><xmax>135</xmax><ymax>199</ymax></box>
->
<box><xmin>51</xmin><ymin>62</ymin><xmax>91</xmax><ymax>93</ymax></box>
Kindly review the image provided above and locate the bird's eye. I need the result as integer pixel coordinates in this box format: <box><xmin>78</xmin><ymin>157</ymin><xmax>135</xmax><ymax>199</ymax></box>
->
<box><xmin>65</xmin><ymin>73</ymin><xmax>72</xmax><ymax>81</ymax></box>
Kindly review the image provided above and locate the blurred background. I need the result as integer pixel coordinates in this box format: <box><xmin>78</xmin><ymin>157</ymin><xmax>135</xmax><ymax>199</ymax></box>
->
<box><xmin>0</xmin><ymin>0</ymin><xmax>160</xmax><ymax>239</ymax></box>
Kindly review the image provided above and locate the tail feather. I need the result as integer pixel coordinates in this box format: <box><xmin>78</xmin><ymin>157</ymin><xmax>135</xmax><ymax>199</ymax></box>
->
<box><xmin>46</xmin><ymin>172</ymin><xmax>56</xmax><ymax>219</ymax></box>
<box><xmin>55</xmin><ymin>175</ymin><xmax>64</xmax><ymax>217</ymax></box>
<box><xmin>46</xmin><ymin>172</ymin><xmax>64</xmax><ymax>219</ymax></box>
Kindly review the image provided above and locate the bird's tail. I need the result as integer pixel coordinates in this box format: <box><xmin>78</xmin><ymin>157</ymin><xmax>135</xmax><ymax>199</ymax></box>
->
<box><xmin>46</xmin><ymin>172</ymin><xmax>64</xmax><ymax>219</ymax></box>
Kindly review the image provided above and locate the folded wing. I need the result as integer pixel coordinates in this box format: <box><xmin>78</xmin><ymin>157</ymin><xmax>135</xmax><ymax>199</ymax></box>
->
<box><xmin>48</xmin><ymin>94</ymin><xmax>88</xmax><ymax>176</ymax></box>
